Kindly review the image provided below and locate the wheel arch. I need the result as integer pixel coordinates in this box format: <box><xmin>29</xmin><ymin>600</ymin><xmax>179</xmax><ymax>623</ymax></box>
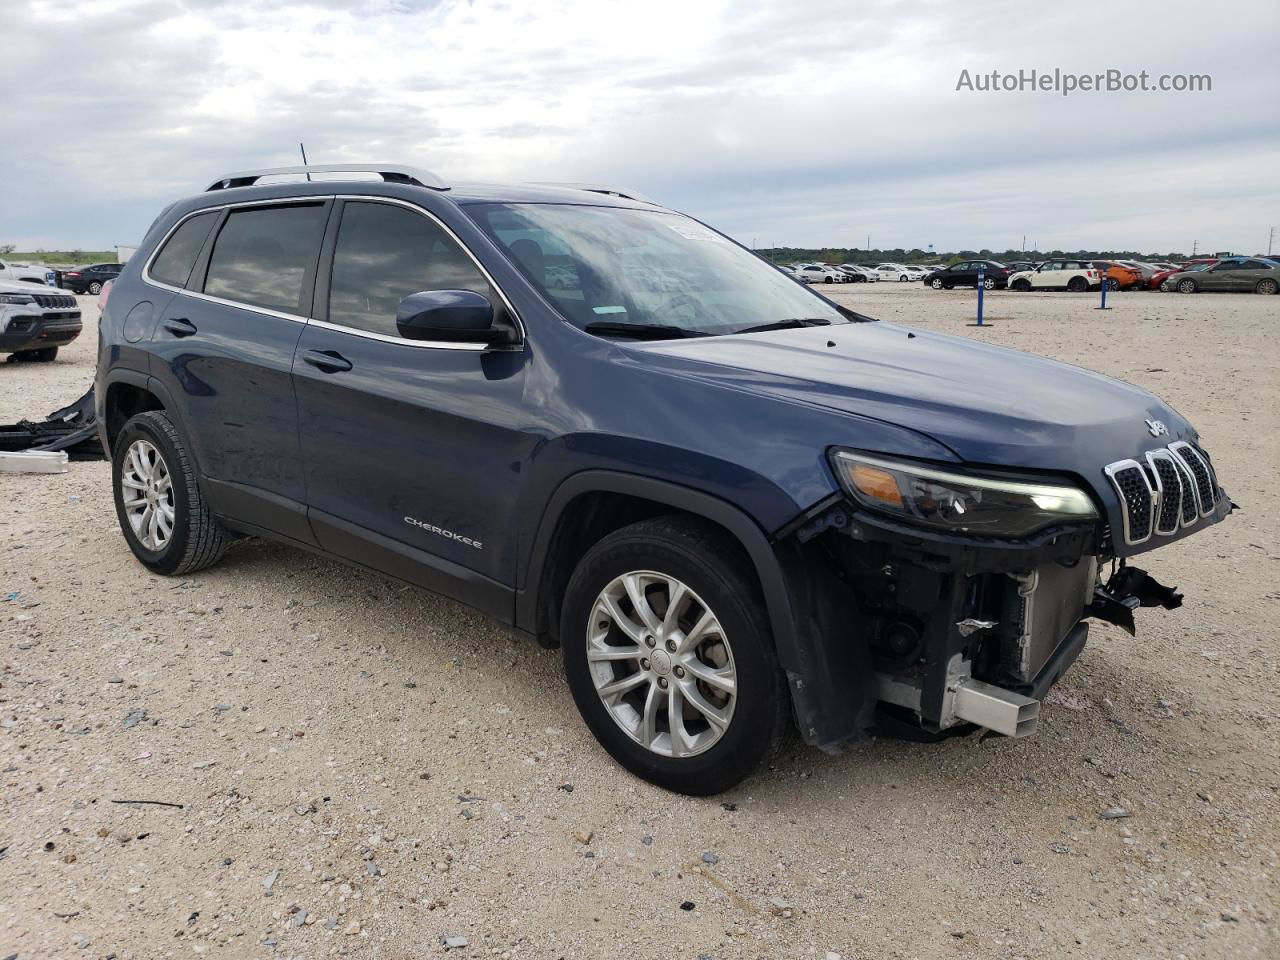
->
<box><xmin>101</xmin><ymin>372</ymin><xmax>182</xmax><ymax>455</ymax></box>
<box><xmin>518</xmin><ymin>471</ymin><xmax>800</xmax><ymax>669</ymax></box>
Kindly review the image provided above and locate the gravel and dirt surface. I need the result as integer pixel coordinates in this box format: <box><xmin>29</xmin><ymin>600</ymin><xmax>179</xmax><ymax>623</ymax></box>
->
<box><xmin>2</xmin><ymin>285</ymin><xmax>1277</xmax><ymax>959</ymax></box>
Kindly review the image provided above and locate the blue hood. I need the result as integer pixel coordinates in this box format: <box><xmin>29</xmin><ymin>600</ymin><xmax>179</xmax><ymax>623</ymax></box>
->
<box><xmin>629</xmin><ymin>321</ymin><xmax>1194</xmax><ymax>478</ymax></box>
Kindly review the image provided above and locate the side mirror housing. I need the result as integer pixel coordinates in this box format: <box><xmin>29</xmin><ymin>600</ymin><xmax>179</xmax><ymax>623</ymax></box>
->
<box><xmin>395</xmin><ymin>289</ymin><xmax>513</xmax><ymax>345</ymax></box>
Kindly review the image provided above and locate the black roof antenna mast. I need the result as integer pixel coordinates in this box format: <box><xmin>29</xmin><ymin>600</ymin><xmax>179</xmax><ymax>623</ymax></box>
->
<box><xmin>299</xmin><ymin>143</ymin><xmax>311</xmax><ymax>181</ymax></box>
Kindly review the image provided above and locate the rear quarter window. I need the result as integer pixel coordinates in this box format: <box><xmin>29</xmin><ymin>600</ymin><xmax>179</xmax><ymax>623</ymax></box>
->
<box><xmin>149</xmin><ymin>212</ymin><xmax>218</xmax><ymax>288</ymax></box>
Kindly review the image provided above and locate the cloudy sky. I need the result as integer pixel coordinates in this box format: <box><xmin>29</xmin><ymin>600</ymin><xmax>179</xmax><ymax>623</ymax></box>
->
<box><xmin>2</xmin><ymin>0</ymin><xmax>1277</xmax><ymax>254</ymax></box>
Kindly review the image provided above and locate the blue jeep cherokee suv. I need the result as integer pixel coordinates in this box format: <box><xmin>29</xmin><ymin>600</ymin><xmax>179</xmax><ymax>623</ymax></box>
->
<box><xmin>96</xmin><ymin>164</ymin><xmax>1232</xmax><ymax>794</ymax></box>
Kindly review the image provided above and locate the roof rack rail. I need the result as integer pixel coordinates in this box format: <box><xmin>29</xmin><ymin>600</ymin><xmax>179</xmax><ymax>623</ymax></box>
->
<box><xmin>206</xmin><ymin>164</ymin><xmax>448</xmax><ymax>192</ymax></box>
<box><xmin>531</xmin><ymin>181</ymin><xmax>660</xmax><ymax>205</ymax></box>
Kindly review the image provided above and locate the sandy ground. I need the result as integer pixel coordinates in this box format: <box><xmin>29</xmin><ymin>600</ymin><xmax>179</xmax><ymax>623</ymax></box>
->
<box><xmin>1</xmin><ymin>284</ymin><xmax>1277</xmax><ymax>960</ymax></box>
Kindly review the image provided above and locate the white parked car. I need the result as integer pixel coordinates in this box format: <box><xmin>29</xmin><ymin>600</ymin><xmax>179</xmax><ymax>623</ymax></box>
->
<box><xmin>1007</xmin><ymin>258</ymin><xmax>1102</xmax><ymax>292</ymax></box>
<box><xmin>793</xmin><ymin>263</ymin><xmax>846</xmax><ymax>284</ymax></box>
<box><xmin>874</xmin><ymin>263</ymin><xmax>914</xmax><ymax>282</ymax></box>
<box><xmin>838</xmin><ymin>264</ymin><xmax>879</xmax><ymax>283</ymax></box>
<box><xmin>0</xmin><ymin>258</ymin><xmax>57</xmax><ymax>286</ymax></box>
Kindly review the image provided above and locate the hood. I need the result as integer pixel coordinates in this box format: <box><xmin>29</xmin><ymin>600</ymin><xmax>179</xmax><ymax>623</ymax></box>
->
<box><xmin>0</xmin><ymin>278</ymin><xmax>59</xmax><ymax>295</ymax></box>
<box><xmin>626</xmin><ymin>322</ymin><xmax>1192</xmax><ymax>475</ymax></box>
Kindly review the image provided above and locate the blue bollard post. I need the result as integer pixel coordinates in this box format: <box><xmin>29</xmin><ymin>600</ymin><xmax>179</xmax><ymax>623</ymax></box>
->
<box><xmin>967</xmin><ymin>267</ymin><xmax>990</xmax><ymax>326</ymax></box>
<box><xmin>1096</xmin><ymin>268</ymin><xmax>1111</xmax><ymax>310</ymax></box>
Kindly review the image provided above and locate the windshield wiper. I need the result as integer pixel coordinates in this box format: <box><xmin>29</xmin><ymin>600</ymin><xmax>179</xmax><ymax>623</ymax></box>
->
<box><xmin>583</xmin><ymin>321</ymin><xmax>710</xmax><ymax>341</ymax></box>
<box><xmin>732</xmin><ymin>317</ymin><xmax>833</xmax><ymax>335</ymax></box>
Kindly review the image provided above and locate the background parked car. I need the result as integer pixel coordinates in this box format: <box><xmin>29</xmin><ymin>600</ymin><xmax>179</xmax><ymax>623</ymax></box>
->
<box><xmin>1170</xmin><ymin>257</ymin><xmax>1280</xmax><ymax>294</ymax></box>
<box><xmin>1117</xmin><ymin>260</ymin><xmax>1159</xmax><ymax>284</ymax></box>
<box><xmin>793</xmin><ymin>263</ymin><xmax>845</xmax><ymax>284</ymax></box>
<box><xmin>1090</xmin><ymin>260</ymin><xmax>1144</xmax><ymax>291</ymax></box>
<box><xmin>1151</xmin><ymin>259</ymin><xmax>1215</xmax><ymax>290</ymax></box>
<box><xmin>924</xmin><ymin>260</ymin><xmax>1011</xmax><ymax>290</ymax></box>
<box><xmin>874</xmin><ymin>263</ymin><xmax>915</xmax><ymax>282</ymax></box>
<box><xmin>1003</xmin><ymin>260</ymin><xmax>1039</xmax><ymax>274</ymax></box>
<box><xmin>836</xmin><ymin>264</ymin><xmax>870</xmax><ymax>282</ymax></box>
<box><xmin>1008</xmin><ymin>259</ymin><xmax>1101</xmax><ymax>291</ymax></box>
<box><xmin>59</xmin><ymin>262</ymin><xmax>123</xmax><ymax>295</ymax></box>
<box><xmin>0</xmin><ymin>258</ymin><xmax>57</xmax><ymax>286</ymax></box>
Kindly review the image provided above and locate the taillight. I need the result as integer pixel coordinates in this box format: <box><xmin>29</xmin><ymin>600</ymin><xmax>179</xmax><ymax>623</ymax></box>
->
<box><xmin>66</xmin><ymin>271</ymin><xmax>81</xmax><ymax>277</ymax></box>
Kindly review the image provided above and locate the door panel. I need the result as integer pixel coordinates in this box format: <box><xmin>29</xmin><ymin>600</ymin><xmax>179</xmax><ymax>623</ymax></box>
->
<box><xmin>292</xmin><ymin>198</ymin><xmax>532</xmax><ymax>619</ymax></box>
<box><xmin>147</xmin><ymin>200</ymin><xmax>329</xmax><ymax>543</ymax></box>
<box><xmin>292</xmin><ymin>325</ymin><xmax>529</xmax><ymax>616</ymax></box>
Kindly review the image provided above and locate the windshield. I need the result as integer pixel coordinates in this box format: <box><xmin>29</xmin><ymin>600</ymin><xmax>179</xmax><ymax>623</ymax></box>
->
<box><xmin>466</xmin><ymin>203</ymin><xmax>851</xmax><ymax>338</ymax></box>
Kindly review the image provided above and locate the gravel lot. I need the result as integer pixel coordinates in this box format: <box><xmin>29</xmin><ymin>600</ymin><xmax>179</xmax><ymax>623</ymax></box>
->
<box><xmin>2</xmin><ymin>284</ymin><xmax>1277</xmax><ymax>959</ymax></box>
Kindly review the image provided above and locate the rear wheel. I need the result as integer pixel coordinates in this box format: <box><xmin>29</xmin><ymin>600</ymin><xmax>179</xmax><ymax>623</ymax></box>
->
<box><xmin>1255</xmin><ymin>278</ymin><xmax>1277</xmax><ymax>295</ymax></box>
<box><xmin>1067</xmin><ymin>276</ymin><xmax>1088</xmax><ymax>292</ymax></box>
<box><xmin>1177</xmin><ymin>278</ymin><xmax>1198</xmax><ymax>294</ymax></box>
<box><xmin>982</xmin><ymin>277</ymin><xmax>996</xmax><ymax>290</ymax></box>
<box><xmin>561</xmin><ymin>517</ymin><xmax>788</xmax><ymax>795</ymax></box>
<box><xmin>88</xmin><ymin>281</ymin><xmax>103</xmax><ymax>295</ymax></box>
<box><xmin>112</xmin><ymin>411</ymin><xmax>229</xmax><ymax>575</ymax></box>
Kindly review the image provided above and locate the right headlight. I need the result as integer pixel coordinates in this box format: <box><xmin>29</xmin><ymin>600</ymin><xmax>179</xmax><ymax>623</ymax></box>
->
<box><xmin>830</xmin><ymin>450</ymin><xmax>1098</xmax><ymax>538</ymax></box>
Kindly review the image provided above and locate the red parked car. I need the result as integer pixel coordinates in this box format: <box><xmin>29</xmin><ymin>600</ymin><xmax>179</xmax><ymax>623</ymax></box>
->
<box><xmin>1151</xmin><ymin>259</ymin><xmax>1217</xmax><ymax>290</ymax></box>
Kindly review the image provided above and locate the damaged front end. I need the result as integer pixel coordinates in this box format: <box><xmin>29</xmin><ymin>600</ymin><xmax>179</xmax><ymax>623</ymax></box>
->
<box><xmin>773</xmin><ymin>447</ymin><xmax>1229</xmax><ymax>750</ymax></box>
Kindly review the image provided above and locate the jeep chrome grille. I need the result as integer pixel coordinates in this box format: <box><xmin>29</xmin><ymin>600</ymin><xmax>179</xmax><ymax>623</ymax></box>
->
<box><xmin>1105</xmin><ymin>442</ymin><xmax>1218</xmax><ymax>545</ymax></box>
<box><xmin>32</xmin><ymin>294</ymin><xmax>77</xmax><ymax>309</ymax></box>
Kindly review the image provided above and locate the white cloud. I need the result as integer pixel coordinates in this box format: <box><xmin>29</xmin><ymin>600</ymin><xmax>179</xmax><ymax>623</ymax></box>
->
<box><xmin>1</xmin><ymin>0</ymin><xmax>1277</xmax><ymax>253</ymax></box>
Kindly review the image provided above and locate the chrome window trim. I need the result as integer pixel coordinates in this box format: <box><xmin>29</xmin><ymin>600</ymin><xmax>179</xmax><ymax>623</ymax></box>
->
<box><xmin>1103</xmin><ymin>458</ymin><xmax>1155</xmax><ymax>546</ymax></box>
<box><xmin>1145</xmin><ymin>448</ymin><xmax>1183</xmax><ymax>537</ymax></box>
<box><xmin>141</xmin><ymin>193</ymin><xmax>525</xmax><ymax>352</ymax></box>
<box><xmin>1168</xmin><ymin>441</ymin><xmax>1215</xmax><ymax>518</ymax></box>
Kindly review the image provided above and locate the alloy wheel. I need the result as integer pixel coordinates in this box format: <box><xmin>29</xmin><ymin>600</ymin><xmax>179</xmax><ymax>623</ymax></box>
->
<box><xmin>120</xmin><ymin>439</ymin><xmax>175</xmax><ymax>551</ymax></box>
<box><xmin>586</xmin><ymin>571</ymin><xmax>737</xmax><ymax>758</ymax></box>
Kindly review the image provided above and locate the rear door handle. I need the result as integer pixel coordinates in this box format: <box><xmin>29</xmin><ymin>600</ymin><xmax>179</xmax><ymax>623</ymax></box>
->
<box><xmin>162</xmin><ymin>318</ymin><xmax>197</xmax><ymax>338</ymax></box>
<box><xmin>301</xmin><ymin>349</ymin><xmax>353</xmax><ymax>373</ymax></box>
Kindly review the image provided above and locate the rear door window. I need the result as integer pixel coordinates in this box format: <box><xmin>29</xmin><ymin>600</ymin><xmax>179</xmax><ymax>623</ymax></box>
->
<box><xmin>150</xmin><ymin>212</ymin><xmax>219</xmax><ymax>289</ymax></box>
<box><xmin>204</xmin><ymin>203</ymin><xmax>328</xmax><ymax>314</ymax></box>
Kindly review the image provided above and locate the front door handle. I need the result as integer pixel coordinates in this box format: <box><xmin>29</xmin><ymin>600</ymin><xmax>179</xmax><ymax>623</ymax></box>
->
<box><xmin>301</xmin><ymin>349</ymin><xmax>353</xmax><ymax>373</ymax></box>
<box><xmin>162</xmin><ymin>317</ymin><xmax>197</xmax><ymax>338</ymax></box>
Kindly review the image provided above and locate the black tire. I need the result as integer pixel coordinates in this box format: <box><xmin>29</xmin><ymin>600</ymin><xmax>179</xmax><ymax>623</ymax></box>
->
<box><xmin>1011</xmin><ymin>278</ymin><xmax>1031</xmax><ymax>291</ymax></box>
<box><xmin>823</xmin><ymin>276</ymin><xmax>833</xmax><ymax>283</ymax></box>
<box><xmin>561</xmin><ymin>517</ymin><xmax>789</xmax><ymax>795</ymax></box>
<box><xmin>1177</xmin><ymin>278</ymin><xmax>1198</xmax><ymax>294</ymax></box>
<box><xmin>16</xmin><ymin>347</ymin><xmax>58</xmax><ymax>362</ymax></box>
<box><xmin>1105</xmin><ymin>277</ymin><xmax>1120</xmax><ymax>291</ymax></box>
<box><xmin>1067</xmin><ymin>276</ymin><xmax>1088</xmax><ymax>292</ymax></box>
<box><xmin>88</xmin><ymin>281</ymin><xmax>102</xmax><ymax>295</ymax></box>
<box><xmin>930</xmin><ymin>278</ymin><xmax>943</xmax><ymax>290</ymax></box>
<box><xmin>982</xmin><ymin>277</ymin><xmax>996</xmax><ymax>290</ymax></box>
<box><xmin>112</xmin><ymin>410</ymin><xmax>228</xmax><ymax>576</ymax></box>
<box><xmin>1255</xmin><ymin>278</ymin><xmax>1277</xmax><ymax>295</ymax></box>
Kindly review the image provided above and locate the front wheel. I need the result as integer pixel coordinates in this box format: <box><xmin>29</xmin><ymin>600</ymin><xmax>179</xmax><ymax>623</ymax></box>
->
<box><xmin>1256</xmin><ymin>278</ymin><xmax>1277</xmax><ymax>295</ymax></box>
<box><xmin>561</xmin><ymin>517</ymin><xmax>789</xmax><ymax>795</ymax></box>
<box><xmin>930</xmin><ymin>278</ymin><xmax>943</xmax><ymax>289</ymax></box>
<box><xmin>1011</xmin><ymin>278</ymin><xmax>1031</xmax><ymax>291</ymax></box>
<box><xmin>112</xmin><ymin>411</ymin><xmax>229</xmax><ymax>575</ymax></box>
<box><xmin>1177</xmin><ymin>278</ymin><xmax>1198</xmax><ymax>294</ymax></box>
<box><xmin>1105</xmin><ymin>278</ymin><xmax>1120</xmax><ymax>291</ymax></box>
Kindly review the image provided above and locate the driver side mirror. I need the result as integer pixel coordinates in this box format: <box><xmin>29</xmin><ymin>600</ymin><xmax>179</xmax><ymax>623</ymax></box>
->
<box><xmin>395</xmin><ymin>289</ymin><xmax>515</xmax><ymax>346</ymax></box>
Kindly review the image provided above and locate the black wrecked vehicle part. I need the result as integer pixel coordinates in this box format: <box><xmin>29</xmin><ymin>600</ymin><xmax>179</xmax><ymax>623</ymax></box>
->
<box><xmin>0</xmin><ymin>387</ymin><xmax>105</xmax><ymax>460</ymax></box>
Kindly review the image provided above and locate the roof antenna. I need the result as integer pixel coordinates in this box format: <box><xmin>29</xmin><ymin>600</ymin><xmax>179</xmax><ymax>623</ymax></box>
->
<box><xmin>299</xmin><ymin>142</ymin><xmax>311</xmax><ymax>181</ymax></box>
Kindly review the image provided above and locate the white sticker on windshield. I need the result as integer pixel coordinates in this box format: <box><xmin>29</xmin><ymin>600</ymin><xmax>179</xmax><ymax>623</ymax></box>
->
<box><xmin>592</xmin><ymin>305</ymin><xmax>627</xmax><ymax>314</ymax></box>
<box><xmin>665</xmin><ymin>221</ymin><xmax>725</xmax><ymax>243</ymax></box>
